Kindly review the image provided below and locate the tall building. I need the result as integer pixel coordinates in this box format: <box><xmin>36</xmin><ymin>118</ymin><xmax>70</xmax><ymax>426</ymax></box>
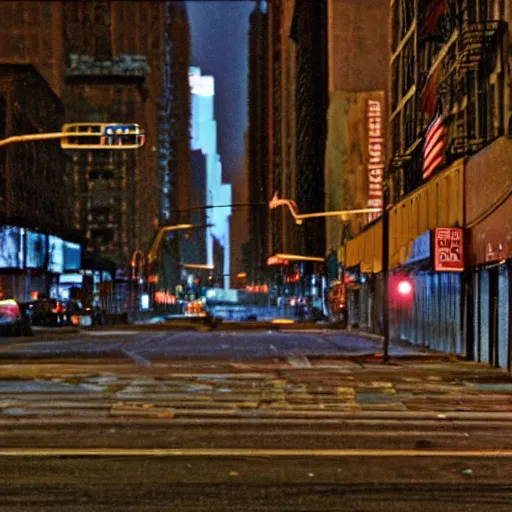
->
<box><xmin>0</xmin><ymin>1</ymin><xmax>192</xmax><ymax>280</ymax></box>
<box><xmin>189</xmin><ymin>67</ymin><xmax>231</xmax><ymax>290</ymax></box>
<box><xmin>290</xmin><ymin>0</ymin><xmax>328</xmax><ymax>259</ymax></box>
<box><xmin>61</xmin><ymin>1</ymin><xmax>189</xmax><ymax>273</ymax></box>
<box><xmin>245</xmin><ymin>0</ymin><xmax>269</xmax><ymax>283</ymax></box>
<box><xmin>168</xmin><ymin>2</ymin><xmax>192</xmax><ymax>225</ymax></box>
<box><xmin>267</xmin><ymin>0</ymin><xmax>298</xmax><ymax>258</ymax></box>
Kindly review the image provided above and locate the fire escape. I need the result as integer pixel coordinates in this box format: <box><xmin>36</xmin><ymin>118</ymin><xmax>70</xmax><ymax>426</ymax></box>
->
<box><xmin>445</xmin><ymin>19</ymin><xmax>505</xmax><ymax>158</ymax></box>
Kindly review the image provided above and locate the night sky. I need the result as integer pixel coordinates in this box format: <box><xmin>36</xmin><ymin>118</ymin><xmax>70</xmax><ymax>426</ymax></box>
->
<box><xmin>186</xmin><ymin>0</ymin><xmax>255</xmax><ymax>182</ymax></box>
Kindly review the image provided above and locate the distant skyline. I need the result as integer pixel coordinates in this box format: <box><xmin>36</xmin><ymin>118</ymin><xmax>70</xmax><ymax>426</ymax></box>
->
<box><xmin>186</xmin><ymin>0</ymin><xmax>255</xmax><ymax>182</ymax></box>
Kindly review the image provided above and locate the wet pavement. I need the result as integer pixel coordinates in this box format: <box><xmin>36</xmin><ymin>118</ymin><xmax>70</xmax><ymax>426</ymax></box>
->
<box><xmin>1</xmin><ymin>327</ymin><xmax>512</xmax><ymax>510</ymax></box>
<box><xmin>0</xmin><ymin>328</ymin><xmax>510</xmax><ymax>421</ymax></box>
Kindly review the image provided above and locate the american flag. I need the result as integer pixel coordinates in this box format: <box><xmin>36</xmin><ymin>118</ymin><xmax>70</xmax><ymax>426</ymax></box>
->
<box><xmin>419</xmin><ymin>0</ymin><xmax>448</xmax><ymax>41</ymax></box>
<box><xmin>423</xmin><ymin>116</ymin><xmax>446</xmax><ymax>180</ymax></box>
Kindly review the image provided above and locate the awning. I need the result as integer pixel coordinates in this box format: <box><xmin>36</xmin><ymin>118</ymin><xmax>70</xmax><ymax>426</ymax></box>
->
<box><xmin>389</xmin><ymin>157</ymin><xmax>464</xmax><ymax>270</ymax></box>
<box><xmin>339</xmin><ymin>218</ymin><xmax>383</xmax><ymax>273</ymax></box>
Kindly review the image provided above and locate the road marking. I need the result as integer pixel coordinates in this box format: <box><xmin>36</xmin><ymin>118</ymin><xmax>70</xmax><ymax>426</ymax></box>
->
<box><xmin>0</xmin><ymin>448</ymin><xmax>512</xmax><ymax>457</ymax></box>
<box><xmin>121</xmin><ymin>349</ymin><xmax>152</xmax><ymax>367</ymax></box>
<box><xmin>85</xmin><ymin>331</ymin><xmax>139</xmax><ymax>336</ymax></box>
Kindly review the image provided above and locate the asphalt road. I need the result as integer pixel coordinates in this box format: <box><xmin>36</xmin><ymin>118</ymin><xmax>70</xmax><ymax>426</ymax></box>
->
<box><xmin>0</xmin><ymin>326</ymin><xmax>512</xmax><ymax>510</ymax></box>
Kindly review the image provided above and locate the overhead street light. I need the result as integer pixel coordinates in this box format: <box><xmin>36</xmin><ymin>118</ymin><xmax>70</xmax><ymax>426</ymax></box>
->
<box><xmin>269</xmin><ymin>192</ymin><xmax>381</xmax><ymax>224</ymax></box>
<box><xmin>0</xmin><ymin>123</ymin><xmax>146</xmax><ymax>150</ymax></box>
<box><xmin>146</xmin><ymin>223</ymin><xmax>214</xmax><ymax>267</ymax></box>
<box><xmin>146</xmin><ymin>224</ymin><xmax>194</xmax><ymax>267</ymax></box>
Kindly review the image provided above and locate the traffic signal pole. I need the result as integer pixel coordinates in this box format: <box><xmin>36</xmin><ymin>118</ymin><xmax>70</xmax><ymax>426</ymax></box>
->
<box><xmin>382</xmin><ymin>205</ymin><xmax>390</xmax><ymax>362</ymax></box>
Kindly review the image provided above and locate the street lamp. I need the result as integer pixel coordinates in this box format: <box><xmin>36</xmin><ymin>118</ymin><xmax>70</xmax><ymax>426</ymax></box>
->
<box><xmin>146</xmin><ymin>224</ymin><xmax>195</xmax><ymax>267</ymax></box>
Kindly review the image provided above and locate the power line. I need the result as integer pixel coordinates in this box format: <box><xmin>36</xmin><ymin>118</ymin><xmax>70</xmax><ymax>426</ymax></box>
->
<box><xmin>177</xmin><ymin>202</ymin><xmax>266</xmax><ymax>213</ymax></box>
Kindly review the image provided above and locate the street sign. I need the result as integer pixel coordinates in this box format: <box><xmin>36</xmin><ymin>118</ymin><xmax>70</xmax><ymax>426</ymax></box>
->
<box><xmin>61</xmin><ymin>123</ymin><xmax>145</xmax><ymax>150</ymax></box>
<box><xmin>434</xmin><ymin>228</ymin><xmax>464</xmax><ymax>271</ymax></box>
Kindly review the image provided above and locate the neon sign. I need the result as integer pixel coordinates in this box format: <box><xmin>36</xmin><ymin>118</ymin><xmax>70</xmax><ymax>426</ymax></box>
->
<box><xmin>367</xmin><ymin>100</ymin><xmax>384</xmax><ymax>221</ymax></box>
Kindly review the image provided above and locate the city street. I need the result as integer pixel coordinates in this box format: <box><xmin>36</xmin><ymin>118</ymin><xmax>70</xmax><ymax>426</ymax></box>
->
<box><xmin>0</xmin><ymin>326</ymin><xmax>512</xmax><ymax>510</ymax></box>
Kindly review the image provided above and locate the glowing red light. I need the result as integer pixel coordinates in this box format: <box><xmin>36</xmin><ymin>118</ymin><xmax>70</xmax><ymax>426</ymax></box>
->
<box><xmin>398</xmin><ymin>280</ymin><xmax>412</xmax><ymax>295</ymax></box>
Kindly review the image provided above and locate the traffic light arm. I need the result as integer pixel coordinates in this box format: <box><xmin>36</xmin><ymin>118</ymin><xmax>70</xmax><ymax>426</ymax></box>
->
<box><xmin>269</xmin><ymin>192</ymin><xmax>381</xmax><ymax>224</ymax></box>
<box><xmin>0</xmin><ymin>131</ymin><xmax>91</xmax><ymax>148</ymax></box>
<box><xmin>0</xmin><ymin>124</ymin><xmax>146</xmax><ymax>150</ymax></box>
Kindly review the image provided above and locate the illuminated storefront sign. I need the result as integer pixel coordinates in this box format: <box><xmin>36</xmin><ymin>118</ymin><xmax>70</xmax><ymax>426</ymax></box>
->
<box><xmin>246</xmin><ymin>285</ymin><xmax>269</xmax><ymax>293</ymax></box>
<box><xmin>0</xmin><ymin>226</ymin><xmax>24</xmax><ymax>269</ymax></box>
<box><xmin>26</xmin><ymin>231</ymin><xmax>47</xmax><ymax>269</ymax></box>
<box><xmin>434</xmin><ymin>228</ymin><xmax>464</xmax><ymax>271</ymax></box>
<box><xmin>64</xmin><ymin>241</ymin><xmax>82</xmax><ymax>271</ymax></box>
<box><xmin>48</xmin><ymin>235</ymin><xmax>64</xmax><ymax>273</ymax></box>
<box><xmin>405</xmin><ymin>230</ymin><xmax>431</xmax><ymax>265</ymax></box>
<box><xmin>367</xmin><ymin>100</ymin><xmax>384</xmax><ymax>221</ymax></box>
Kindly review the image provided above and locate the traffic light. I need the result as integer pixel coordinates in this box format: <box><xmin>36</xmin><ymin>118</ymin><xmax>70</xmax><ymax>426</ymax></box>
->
<box><xmin>61</xmin><ymin>123</ymin><xmax>146</xmax><ymax>150</ymax></box>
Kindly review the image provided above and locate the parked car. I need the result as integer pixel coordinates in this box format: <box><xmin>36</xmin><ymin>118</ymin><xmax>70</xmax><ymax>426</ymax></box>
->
<box><xmin>29</xmin><ymin>298</ymin><xmax>67</xmax><ymax>327</ymax></box>
<box><xmin>63</xmin><ymin>300</ymin><xmax>94</xmax><ymax>327</ymax></box>
<box><xmin>0</xmin><ymin>299</ymin><xmax>33</xmax><ymax>336</ymax></box>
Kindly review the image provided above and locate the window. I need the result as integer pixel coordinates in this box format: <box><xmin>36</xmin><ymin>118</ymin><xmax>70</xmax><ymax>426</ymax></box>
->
<box><xmin>404</xmin><ymin>98</ymin><xmax>416</xmax><ymax>149</ymax></box>
<box><xmin>392</xmin><ymin>58</ymin><xmax>400</xmax><ymax>110</ymax></box>
<box><xmin>392</xmin><ymin>0</ymin><xmax>400</xmax><ymax>50</ymax></box>
<box><xmin>90</xmin><ymin>228</ymin><xmax>115</xmax><ymax>247</ymax></box>
<box><xmin>92</xmin><ymin>1</ymin><xmax>112</xmax><ymax>60</ymax></box>
<box><xmin>402</xmin><ymin>0</ymin><xmax>414</xmax><ymax>35</ymax></box>
<box><xmin>402</xmin><ymin>38</ymin><xmax>415</xmax><ymax>97</ymax></box>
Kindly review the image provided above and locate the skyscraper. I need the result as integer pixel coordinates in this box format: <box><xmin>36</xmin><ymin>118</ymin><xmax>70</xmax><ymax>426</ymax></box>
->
<box><xmin>189</xmin><ymin>67</ymin><xmax>231</xmax><ymax>289</ymax></box>
<box><xmin>245</xmin><ymin>0</ymin><xmax>268</xmax><ymax>283</ymax></box>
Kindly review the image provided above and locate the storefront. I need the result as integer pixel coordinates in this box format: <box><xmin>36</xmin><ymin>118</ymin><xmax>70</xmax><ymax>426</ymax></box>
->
<box><xmin>339</xmin><ymin>158</ymin><xmax>466</xmax><ymax>349</ymax></box>
<box><xmin>340</xmin><ymin>218</ymin><xmax>383</xmax><ymax>332</ymax></box>
<box><xmin>465</xmin><ymin>137</ymin><xmax>511</xmax><ymax>371</ymax></box>
<box><xmin>0</xmin><ymin>225</ymin><xmax>83</xmax><ymax>303</ymax></box>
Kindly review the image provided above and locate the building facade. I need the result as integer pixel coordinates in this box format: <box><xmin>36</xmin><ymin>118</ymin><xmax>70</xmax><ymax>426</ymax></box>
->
<box><xmin>61</xmin><ymin>1</ymin><xmax>178</xmax><ymax>271</ymax></box>
<box><xmin>324</xmin><ymin>0</ymin><xmax>390</xmax><ymax>329</ymax></box>
<box><xmin>290</xmin><ymin>0</ymin><xmax>328</xmax><ymax>259</ymax></box>
<box><xmin>0</xmin><ymin>64</ymin><xmax>81</xmax><ymax>302</ymax></box>
<box><xmin>0</xmin><ymin>2</ymin><xmax>65</xmax><ymax>97</ymax></box>
<box><xmin>245</xmin><ymin>0</ymin><xmax>269</xmax><ymax>284</ymax></box>
<box><xmin>384</xmin><ymin>0</ymin><xmax>511</xmax><ymax>369</ymax></box>
<box><xmin>0</xmin><ymin>1</ymin><xmax>193</xmax><ymax>311</ymax></box>
<box><xmin>168</xmin><ymin>2</ymin><xmax>192</xmax><ymax>225</ymax></box>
